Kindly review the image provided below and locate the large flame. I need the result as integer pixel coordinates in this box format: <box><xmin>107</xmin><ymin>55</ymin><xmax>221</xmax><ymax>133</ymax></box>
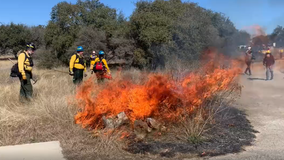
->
<box><xmin>74</xmin><ymin>54</ymin><xmax>241</xmax><ymax>129</ymax></box>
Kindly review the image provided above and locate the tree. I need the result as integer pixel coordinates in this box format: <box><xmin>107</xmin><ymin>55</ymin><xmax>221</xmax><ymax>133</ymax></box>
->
<box><xmin>129</xmin><ymin>0</ymin><xmax>241</xmax><ymax>68</ymax></box>
<box><xmin>0</xmin><ymin>23</ymin><xmax>32</xmax><ymax>55</ymax></box>
<box><xmin>270</xmin><ymin>25</ymin><xmax>284</xmax><ymax>47</ymax></box>
<box><xmin>29</xmin><ymin>25</ymin><xmax>46</xmax><ymax>48</ymax></box>
<box><xmin>44</xmin><ymin>0</ymin><xmax>126</xmax><ymax>65</ymax></box>
<box><xmin>44</xmin><ymin>2</ymin><xmax>81</xmax><ymax>63</ymax></box>
<box><xmin>252</xmin><ymin>35</ymin><xmax>269</xmax><ymax>47</ymax></box>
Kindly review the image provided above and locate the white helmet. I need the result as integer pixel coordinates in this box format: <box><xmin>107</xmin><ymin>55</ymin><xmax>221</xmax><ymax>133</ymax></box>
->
<box><xmin>248</xmin><ymin>47</ymin><xmax>252</xmax><ymax>50</ymax></box>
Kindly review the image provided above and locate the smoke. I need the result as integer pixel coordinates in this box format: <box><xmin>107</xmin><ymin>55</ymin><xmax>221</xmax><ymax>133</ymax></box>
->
<box><xmin>242</xmin><ymin>25</ymin><xmax>267</xmax><ymax>38</ymax></box>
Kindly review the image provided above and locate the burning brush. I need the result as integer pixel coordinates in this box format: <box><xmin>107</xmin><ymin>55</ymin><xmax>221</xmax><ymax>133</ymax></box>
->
<box><xmin>73</xmin><ymin>55</ymin><xmax>242</xmax><ymax>139</ymax></box>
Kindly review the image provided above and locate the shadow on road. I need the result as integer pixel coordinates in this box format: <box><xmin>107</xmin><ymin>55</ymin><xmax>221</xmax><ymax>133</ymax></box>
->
<box><xmin>247</xmin><ymin>78</ymin><xmax>266</xmax><ymax>81</ymax></box>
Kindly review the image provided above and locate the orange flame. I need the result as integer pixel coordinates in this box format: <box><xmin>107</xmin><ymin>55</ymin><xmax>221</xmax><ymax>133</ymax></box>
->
<box><xmin>120</xmin><ymin>131</ymin><xmax>131</xmax><ymax>139</ymax></box>
<box><xmin>74</xmin><ymin>54</ymin><xmax>241</xmax><ymax>129</ymax></box>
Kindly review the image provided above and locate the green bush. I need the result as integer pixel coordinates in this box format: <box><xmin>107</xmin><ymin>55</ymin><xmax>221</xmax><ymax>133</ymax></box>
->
<box><xmin>34</xmin><ymin>48</ymin><xmax>62</xmax><ymax>69</ymax></box>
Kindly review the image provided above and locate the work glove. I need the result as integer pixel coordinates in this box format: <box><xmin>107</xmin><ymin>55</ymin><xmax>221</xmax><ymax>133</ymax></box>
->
<box><xmin>22</xmin><ymin>74</ymin><xmax>27</xmax><ymax>80</ymax></box>
<box><xmin>69</xmin><ymin>71</ymin><xmax>74</xmax><ymax>76</ymax></box>
<box><xmin>22</xmin><ymin>74</ymin><xmax>27</xmax><ymax>84</ymax></box>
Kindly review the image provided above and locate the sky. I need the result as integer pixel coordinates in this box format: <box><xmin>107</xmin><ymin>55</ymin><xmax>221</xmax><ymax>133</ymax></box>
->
<box><xmin>1</xmin><ymin>0</ymin><xmax>284</xmax><ymax>34</ymax></box>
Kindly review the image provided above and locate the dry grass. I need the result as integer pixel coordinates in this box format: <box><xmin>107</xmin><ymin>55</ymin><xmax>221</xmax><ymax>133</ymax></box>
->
<box><xmin>174</xmin><ymin>83</ymin><xmax>241</xmax><ymax>145</ymax></box>
<box><xmin>0</xmin><ymin>55</ymin><xmax>15</xmax><ymax>59</ymax></box>
<box><xmin>0</xmin><ymin>60</ymin><xmax>16</xmax><ymax>70</ymax></box>
<box><xmin>0</xmin><ymin>63</ymin><xmax>158</xmax><ymax>160</ymax></box>
<box><xmin>0</xmin><ymin>67</ymin><xmax>102</xmax><ymax>158</ymax></box>
<box><xmin>0</xmin><ymin>60</ymin><xmax>243</xmax><ymax>160</ymax></box>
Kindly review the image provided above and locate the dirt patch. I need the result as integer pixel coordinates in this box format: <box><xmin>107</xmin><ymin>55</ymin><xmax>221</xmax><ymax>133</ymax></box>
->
<box><xmin>125</xmin><ymin>106</ymin><xmax>258</xmax><ymax>158</ymax></box>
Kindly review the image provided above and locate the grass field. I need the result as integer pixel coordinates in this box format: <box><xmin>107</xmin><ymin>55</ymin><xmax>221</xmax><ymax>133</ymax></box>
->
<box><xmin>0</xmin><ymin>62</ymin><xmax>161</xmax><ymax>160</ymax></box>
<box><xmin>0</xmin><ymin>60</ymin><xmax>256</xmax><ymax>160</ymax></box>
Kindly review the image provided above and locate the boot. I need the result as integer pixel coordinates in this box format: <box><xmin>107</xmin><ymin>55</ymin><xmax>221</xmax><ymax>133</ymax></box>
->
<box><xmin>248</xmin><ymin>68</ymin><xmax>252</xmax><ymax>76</ymax></box>
<box><xmin>266</xmin><ymin>69</ymin><xmax>269</xmax><ymax>81</ymax></box>
<box><xmin>244</xmin><ymin>68</ymin><xmax>249</xmax><ymax>75</ymax></box>
<box><xmin>270</xmin><ymin>71</ymin><xmax>274</xmax><ymax>80</ymax></box>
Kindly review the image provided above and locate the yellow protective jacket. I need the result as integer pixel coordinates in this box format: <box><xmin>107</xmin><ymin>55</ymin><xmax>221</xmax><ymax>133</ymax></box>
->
<box><xmin>90</xmin><ymin>55</ymin><xmax>97</xmax><ymax>70</ymax></box>
<box><xmin>69</xmin><ymin>54</ymin><xmax>86</xmax><ymax>72</ymax></box>
<box><xmin>93</xmin><ymin>58</ymin><xmax>110</xmax><ymax>73</ymax></box>
<box><xmin>18</xmin><ymin>51</ymin><xmax>33</xmax><ymax>76</ymax></box>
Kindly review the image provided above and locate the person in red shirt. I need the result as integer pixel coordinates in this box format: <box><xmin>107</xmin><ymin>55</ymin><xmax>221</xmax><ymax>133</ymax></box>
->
<box><xmin>263</xmin><ymin>52</ymin><xmax>275</xmax><ymax>80</ymax></box>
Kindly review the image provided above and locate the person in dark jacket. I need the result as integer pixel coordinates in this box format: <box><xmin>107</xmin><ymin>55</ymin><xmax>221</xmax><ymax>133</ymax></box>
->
<box><xmin>263</xmin><ymin>52</ymin><xmax>275</xmax><ymax>80</ymax></box>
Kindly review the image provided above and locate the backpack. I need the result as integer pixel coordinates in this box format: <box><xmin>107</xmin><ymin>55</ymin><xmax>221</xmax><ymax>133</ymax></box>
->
<box><xmin>70</xmin><ymin>54</ymin><xmax>85</xmax><ymax>72</ymax></box>
<box><xmin>94</xmin><ymin>59</ymin><xmax>104</xmax><ymax>71</ymax></box>
<box><xmin>10</xmin><ymin>63</ymin><xmax>21</xmax><ymax>77</ymax></box>
<box><xmin>10</xmin><ymin>53</ymin><xmax>31</xmax><ymax>77</ymax></box>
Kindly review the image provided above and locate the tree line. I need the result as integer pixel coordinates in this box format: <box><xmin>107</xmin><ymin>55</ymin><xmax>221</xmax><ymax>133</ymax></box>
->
<box><xmin>2</xmin><ymin>0</ymin><xmax>277</xmax><ymax>69</ymax></box>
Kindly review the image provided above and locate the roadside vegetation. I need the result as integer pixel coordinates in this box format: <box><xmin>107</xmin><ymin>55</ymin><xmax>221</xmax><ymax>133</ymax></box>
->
<box><xmin>0</xmin><ymin>57</ymin><xmax>257</xmax><ymax>159</ymax></box>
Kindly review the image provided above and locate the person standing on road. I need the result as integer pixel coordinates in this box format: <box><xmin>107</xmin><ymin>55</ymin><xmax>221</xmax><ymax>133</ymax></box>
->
<box><xmin>69</xmin><ymin>46</ymin><xmax>87</xmax><ymax>84</ymax></box>
<box><xmin>18</xmin><ymin>43</ymin><xmax>36</xmax><ymax>101</ymax></box>
<box><xmin>263</xmin><ymin>52</ymin><xmax>275</xmax><ymax>81</ymax></box>
<box><xmin>244</xmin><ymin>47</ymin><xmax>253</xmax><ymax>76</ymax></box>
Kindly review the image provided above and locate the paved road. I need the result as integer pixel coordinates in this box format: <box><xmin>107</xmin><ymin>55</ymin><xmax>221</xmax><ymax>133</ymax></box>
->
<box><xmin>0</xmin><ymin>141</ymin><xmax>65</xmax><ymax>160</ymax></box>
<box><xmin>206</xmin><ymin>63</ymin><xmax>284</xmax><ymax>160</ymax></box>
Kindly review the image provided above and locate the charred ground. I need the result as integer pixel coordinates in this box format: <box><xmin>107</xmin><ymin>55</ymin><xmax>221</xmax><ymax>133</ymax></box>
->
<box><xmin>125</xmin><ymin>106</ymin><xmax>257</xmax><ymax>159</ymax></box>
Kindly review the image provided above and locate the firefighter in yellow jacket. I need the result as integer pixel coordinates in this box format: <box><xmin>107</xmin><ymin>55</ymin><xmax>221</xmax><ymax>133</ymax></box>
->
<box><xmin>92</xmin><ymin>51</ymin><xmax>111</xmax><ymax>83</ymax></box>
<box><xmin>69</xmin><ymin>46</ymin><xmax>87</xmax><ymax>84</ymax></box>
<box><xmin>18</xmin><ymin>43</ymin><xmax>36</xmax><ymax>100</ymax></box>
<box><xmin>90</xmin><ymin>50</ymin><xmax>97</xmax><ymax>72</ymax></box>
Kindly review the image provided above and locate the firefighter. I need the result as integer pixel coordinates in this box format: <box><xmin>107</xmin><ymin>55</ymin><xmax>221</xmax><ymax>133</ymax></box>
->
<box><xmin>69</xmin><ymin>46</ymin><xmax>87</xmax><ymax>84</ymax></box>
<box><xmin>263</xmin><ymin>52</ymin><xmax>275</xmax><ymax>80</ymax></box>
<box><xmin>18</xmin><ymin>43</ymin><xmax>36</xmax><ymax>101</ymax></box>
<box><xmin>90</xmin><ymin>50</ymin><xmax>97</xmax><ymax>73</ymax></box>
<box><xmin>244</xmin><ymin>47</ymin><xmax>253</xmax><ymax>75</ymax></box>
<box><xmin>92</xmin><ymin>51</ymin><xmax>111</xmax><ymax>84</ymax></box>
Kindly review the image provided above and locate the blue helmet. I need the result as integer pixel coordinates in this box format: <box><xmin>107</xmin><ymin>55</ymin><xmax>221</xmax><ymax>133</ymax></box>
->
<box><xmin>99</xmin><ymin>51</ymin><xmax>105</xmax><ymax>55</ymax></box>
<box><xmin>77</xmin><ymin>46</ymin><xmax>84</xmax><ymax>52</ymax></box>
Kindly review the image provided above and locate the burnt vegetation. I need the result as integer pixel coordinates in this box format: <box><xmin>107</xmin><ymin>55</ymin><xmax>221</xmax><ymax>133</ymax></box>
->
<box><xmin>126</xmin><ymin>107</ymin><xmax>257</xmax><ymax>158</ymax></box>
